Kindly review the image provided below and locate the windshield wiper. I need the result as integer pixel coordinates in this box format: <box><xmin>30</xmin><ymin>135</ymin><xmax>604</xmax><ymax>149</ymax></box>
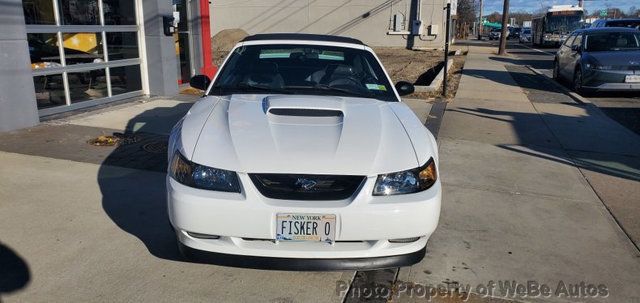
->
<box><xmin>207</xmin><ymin>83</ymin><xmax>292</xmax><ymax>95</ymax></box>
<box><xmin>235</xmin><ymin>82</ymin><xmax>292</xmax><ymax>94</ymax></box>
<box><xmin>310</xmin><ymin>84</ymin><xmax>376</xmax><ymax>99</ymax></box>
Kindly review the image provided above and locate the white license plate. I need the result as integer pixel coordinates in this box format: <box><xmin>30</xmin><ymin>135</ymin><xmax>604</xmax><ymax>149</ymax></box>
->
<box><xmin>276</xmin><ymin>213</ymin><xmax>336</xmax><ymax>243</ymax></box>
<box><xmin>625</xmin><ymin>75</ymin><xmax>640</xmax><ymax>83</ymax></box>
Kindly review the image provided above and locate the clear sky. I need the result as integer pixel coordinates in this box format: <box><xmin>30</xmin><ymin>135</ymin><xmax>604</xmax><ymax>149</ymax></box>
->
<box><xmin>482</xmin><ymin>0</ymin><xmax>639</xmax><ymax>14</ymax></box>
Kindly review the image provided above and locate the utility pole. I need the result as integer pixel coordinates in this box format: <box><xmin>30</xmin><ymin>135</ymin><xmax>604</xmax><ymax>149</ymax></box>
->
<box><xmin>498</xmin><ymin>0</ymin><xmax>509</xmax><ymax>55</ymax></box>
<box><xmin>578</xmin><ymin>0</ymin><xmax>583</xmax><ymax>8</ymax></box>
<box><xmin>478</xmin><ymin>0</ymin><xmax>484</xmax><ymax>40</ymax></box>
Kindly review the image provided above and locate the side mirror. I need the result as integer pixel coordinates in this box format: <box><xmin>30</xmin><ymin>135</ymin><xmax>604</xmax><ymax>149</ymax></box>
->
<box><xmin>395</xmin><ymin>81</ymin><xmax>415</xmax><ymax>96</ymax></box>
<box><xmin>189</xmin><ymin>75</ymin><xmax>211</xmax><ymax>91</ymax></box>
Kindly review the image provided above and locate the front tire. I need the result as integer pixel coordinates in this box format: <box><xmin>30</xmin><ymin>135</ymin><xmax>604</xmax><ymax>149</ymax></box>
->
<box><xmin>573</xmin><ymin>68</ymin><xmax>585</xmax><ymax>95</ymax></box>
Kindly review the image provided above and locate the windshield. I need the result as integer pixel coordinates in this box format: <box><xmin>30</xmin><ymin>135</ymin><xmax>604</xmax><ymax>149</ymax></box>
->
<box><xmin>605</xmin><ymin>20</ymin><xmax>640</xmax><ymax>29</ymax></box>
<box><xmin>584</xmin><ymin>32</ymin><xmax>640</xmax><ymax>52</ymax></box>
<box><xmin>545</xmin><ymin>12</ymin><xmax>583</xmax><ymax>34</ymax></box>
<box><xmin>210</xmin><ymin>44</ymin><xmax>398</xmax><ymax>102</ymax></box>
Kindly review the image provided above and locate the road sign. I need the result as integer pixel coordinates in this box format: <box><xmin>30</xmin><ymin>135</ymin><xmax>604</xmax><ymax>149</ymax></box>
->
<box><xmin>600</xmin><ymin>9</ymin><xmax>607</xmax><ymax>17</ymax></box>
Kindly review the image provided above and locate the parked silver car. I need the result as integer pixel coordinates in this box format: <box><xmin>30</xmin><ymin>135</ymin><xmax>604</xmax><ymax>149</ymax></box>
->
<box><xmin>553</xmin><ymin>28</ymin><xmax>640</xmax><ymax>94</ymax></box>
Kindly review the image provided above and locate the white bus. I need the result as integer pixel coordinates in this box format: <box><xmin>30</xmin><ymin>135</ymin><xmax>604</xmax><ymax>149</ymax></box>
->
<box><xmin>532</xmin><ymin>5</ymin><xmax>584</xmax><ymax>46</ymax></box>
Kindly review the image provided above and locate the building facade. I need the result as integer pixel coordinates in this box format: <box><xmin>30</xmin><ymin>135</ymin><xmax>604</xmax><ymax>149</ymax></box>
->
<box><xmin>1</xmin><ymin>0</ymin><xmax>452</xmax><ymax>132</ymax></box>
<box><xmin>0</xmin><ymin>0</ymin><xmax>214</xmax><ymax>131</ymax></box>
<box><xmin>211</xmin><ymin>0</ymin><xmax>450</xmax><ymax>48</ymax></box>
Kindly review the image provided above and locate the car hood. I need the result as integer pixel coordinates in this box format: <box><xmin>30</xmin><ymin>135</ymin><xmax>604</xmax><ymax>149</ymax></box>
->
<box><xmin>187</xmin><ymin>94</ymin><xmax>423</xmax><ymax>176</ymax></box>
<box><xmin>585</xmin><ymin>51</ymin><xmax>640</xmax><ymax>66</ymax></box>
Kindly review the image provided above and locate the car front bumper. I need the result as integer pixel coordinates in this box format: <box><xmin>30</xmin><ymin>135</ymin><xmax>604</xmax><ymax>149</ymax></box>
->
<box><xmin>167</xmin><ymin>173</ymin><xmax>441</xmax><ymax>263</ymax></box>
<box><xmin>583</xmin><ymin>69</ymin><xmax>640</xmax><ymax>91</ymax></box>
<box><xmin>178</xmin><ymin>241</ymin><xmax>427</xmax><ymax>271</ymax></box>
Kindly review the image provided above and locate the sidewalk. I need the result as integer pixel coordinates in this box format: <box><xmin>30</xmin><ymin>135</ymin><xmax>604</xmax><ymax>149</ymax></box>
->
<box><xmin>398</xmin><ymin>43</ymin><xmax>640</xmax><ymax>302</ymax></box>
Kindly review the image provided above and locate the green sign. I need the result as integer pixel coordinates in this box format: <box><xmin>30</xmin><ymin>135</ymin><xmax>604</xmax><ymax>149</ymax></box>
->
<box><xmin>600</xmin><ymin>9</ymin><xmax>607</xmax><ymax>17</ymax></box>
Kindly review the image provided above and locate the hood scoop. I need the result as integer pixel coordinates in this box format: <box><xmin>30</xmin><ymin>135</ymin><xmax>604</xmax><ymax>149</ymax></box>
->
<box><xmin>261</xmin><ymin>95</ymin><xmax>345</xmax><ymax>155</ymax></box>
<box><xmin>264</xmin><ymin>95</ymin><xmax>344</xmax><ymax>125</ymax></box>
<box><xmin>268</xmin><ymin>108</ymin><xmax>343</xmax><ymax>117</ymax></box>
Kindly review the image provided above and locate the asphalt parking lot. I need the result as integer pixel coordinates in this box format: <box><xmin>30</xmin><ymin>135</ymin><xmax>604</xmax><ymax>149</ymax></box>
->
<box><xmin>1</xmin><ymin>41</ymin><xmax>639</xmax><ymax>303</ymax></box>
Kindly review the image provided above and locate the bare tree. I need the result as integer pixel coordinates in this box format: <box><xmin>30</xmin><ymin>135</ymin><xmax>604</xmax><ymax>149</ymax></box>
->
<box><xmin>456</xmin><ymin>0</ymin><xmax>477</xmax><ymax>39</ymax></box>
<box><xmin>510</xmin><ymin>10</ymin><xmax>533</xmax><ymax>26</ymax></box>
<box><xmin>487</xmin><ymin>11</ymin><xmax>502</xmax><ymax>23</ymax></box>
<box><xmin>498</xmin><ymin>0</ymin><xmax>509</xmax><ymax>55</ymax></box>
<box><xmin>478</xmin><ymin>0</ymin><xmax>484</xmax><ymax>39</ymax></box>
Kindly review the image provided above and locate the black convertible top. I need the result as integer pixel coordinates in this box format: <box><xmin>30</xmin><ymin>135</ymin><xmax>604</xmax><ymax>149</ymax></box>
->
<box><xmin>241</xmin><ymin>33</ymin><xmax>365</xmax><ymax>45</ymax></box>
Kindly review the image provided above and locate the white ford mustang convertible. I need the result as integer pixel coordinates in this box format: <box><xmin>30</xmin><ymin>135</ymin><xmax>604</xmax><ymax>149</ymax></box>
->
<box><xmin>167</xmin><ymin>33</ymin><xmax>441</xmax><ymax>270</ymax></box>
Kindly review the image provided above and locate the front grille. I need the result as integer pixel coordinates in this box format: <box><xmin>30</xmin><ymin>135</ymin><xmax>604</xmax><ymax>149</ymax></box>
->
<box><xmin>249</xmin><ymin>174</ymin><xmax>365</xmax><ymax>200</ymax></box>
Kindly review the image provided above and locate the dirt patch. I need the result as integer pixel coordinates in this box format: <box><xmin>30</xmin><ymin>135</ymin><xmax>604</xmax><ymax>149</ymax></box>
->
<box><xmin>212</xmin><ymin>28</ymin><xmax>248</xmax><ymax>66</ymax></box>
<box><xmin>374</xmin><ymin>47</ymin><xmax>444</xmax><ymax>86</ymax></box>
<box><xmin>374</xmin><ymin>47</ymin><xmax>466</xmax><ymax>99</ymax></box>
<box><xmin>442</xmin><ymin>55</ymin><xmax>466</xmax><ymax>99</ymax></box>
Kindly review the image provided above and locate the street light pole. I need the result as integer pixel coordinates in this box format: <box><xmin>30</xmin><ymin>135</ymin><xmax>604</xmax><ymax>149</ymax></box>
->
<box><xmin>443</xmin><ymin>2</ymin><xmax>451</xmax><ymax>96</ymax></box>
<box><xmin>498</xmin><ymin>0</ymin><xmax>509</xmax><ymax>55</ymax></box>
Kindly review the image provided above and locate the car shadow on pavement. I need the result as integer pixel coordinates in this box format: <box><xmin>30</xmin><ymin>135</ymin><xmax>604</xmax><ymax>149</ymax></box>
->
<box><xmin>448</xmin><ymin>105</ymin><xmax>640</xmax><ymax>182</ymax></box>
<box><xmin>0</xmin><ymin>243</ymin><xmax>30</xmax><ymax>301</ymax></box>
<box><xmin>97</xmin><ymin>103</ymin><xmax>192</xmax><ymax>261</ymax></box>
<box><xmin>463</xmin><ymin>68</ymin><xmax>555</xmax><ymax>91</ymax></box>
<box><xmin>488</xmin><ymin>56</ymin><xmax>551</xmax><ymax>70</ymax></box>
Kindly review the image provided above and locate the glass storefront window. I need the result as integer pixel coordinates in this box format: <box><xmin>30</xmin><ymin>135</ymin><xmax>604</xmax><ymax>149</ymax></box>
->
<box><xmin>110</xmin><ymin>65</ymin><xmax>142</xmax><ymax>95</ymax></box>
<box><xmin>27</xmin><ymin>33</ymin><xmax>62</xmax><ymax>69</ymax></box>
<box><xmin>33</xmin><ymin>74</ymin><xmax>66</xmax><ymax>109</ymax></box>
<box><xmin>22</xmin><ymin>0</ymin><xmax>56</xmax><ymax>25</ymax></box>
<box><xmin>62</xmin><ymin>33</ymin><xmax>104</xmax><ymax>65</ymax></box>
<box><xmin>23</xmin><ymin>0</ymin><xmax>143</xmax><ymax>112</ymax></box>
<box><xmin>60</xmin><ymin>0</ymin><xmax>100</xmax><ymax>25</ymax></box>
<box><xmin>106</xmin><ymin>32</ymin><xmax>139</xmax><ymax>60</ymax></box>
<box><xmin>68</xmin><ymin>70</ymin><xmax>108</xmax><ymax>103</ymax></box>
<box><xmin>103</xmin><ymin>0</ymin><xmax>137</xmax><ymax>25</ymax></box>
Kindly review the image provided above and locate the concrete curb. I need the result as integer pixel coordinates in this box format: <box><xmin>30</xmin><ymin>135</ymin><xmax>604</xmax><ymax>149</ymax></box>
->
<box><xmin>415</xmin><ymin>59</ymin><xmax>454</xmax><ymax>92</ymax></box>
<box><xmin>526</xmin><ymin>65</ymin><xmax>592</xmax><ymax>104</ymax></box>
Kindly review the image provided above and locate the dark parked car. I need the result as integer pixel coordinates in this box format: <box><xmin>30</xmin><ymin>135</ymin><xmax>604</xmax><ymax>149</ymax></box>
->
<box><xmin>488</xmin><ymin>28</ymin><xmax>504</xmax><ymax>40</ymax></box>
<box><xmin>509</xmin><ymin>27</ymin><xmax>522</xmax><ymax>40</ymax></box>
<box><xmin>553</xmin><ymin>28</ymin><xmax>640</xmax><ymax>94</ymax></box>
<box><xmin>590</xmin><ymin>18</ymin><xmax>640</xmax><ymax>30</ymax></box>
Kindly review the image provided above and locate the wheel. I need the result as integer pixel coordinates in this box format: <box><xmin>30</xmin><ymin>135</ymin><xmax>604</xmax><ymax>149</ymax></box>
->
<box><xmin>552</xmin><ymin>60</ymin><xmax>560</xmax><ymax>80</ymax></box>
<box><xmin>573</xmin><ymin>68</ymin><xmax>585</xmax><ymax>95</ymax></box>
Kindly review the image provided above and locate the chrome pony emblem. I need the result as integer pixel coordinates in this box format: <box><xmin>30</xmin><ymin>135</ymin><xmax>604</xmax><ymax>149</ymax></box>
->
<box><xmin>295</xmin><ymin>177</ymin><xmax>318</xmax><ymax>190</ymax></box>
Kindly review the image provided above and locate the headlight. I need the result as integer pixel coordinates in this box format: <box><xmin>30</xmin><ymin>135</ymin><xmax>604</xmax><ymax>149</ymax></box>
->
<box><xmin>169</xmin><ymin>151</ymin><xmax>241</xmax><ymax>192</ymax></box>
<box><xmin>373</xmin><ymin>158</ymin><xmax>437</xmax><ymax>196</ymax></box>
